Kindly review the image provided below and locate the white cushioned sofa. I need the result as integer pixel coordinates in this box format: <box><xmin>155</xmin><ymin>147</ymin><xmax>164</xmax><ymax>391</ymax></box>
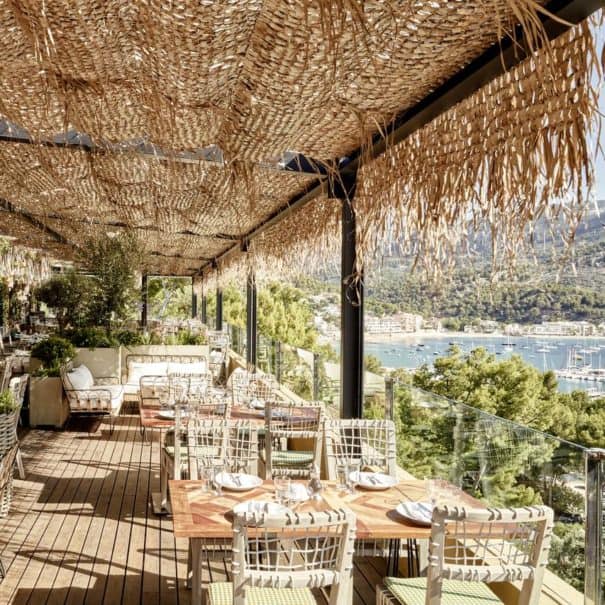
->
<box><xmin>60</xmin><ymin>362</ymin><xmax>124</xmax><ymax>434</ymax></box>
<box><xmin>122</xmin><ymin>355</ymin><xmax>208</xmax><ymax>397</ymax></box>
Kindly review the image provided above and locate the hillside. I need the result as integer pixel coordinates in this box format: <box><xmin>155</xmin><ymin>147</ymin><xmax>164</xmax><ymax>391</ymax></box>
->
<box><xmin>364</xmin><ymin>200</ymin><xmax>605</xmax><ymax>325</ymax></box>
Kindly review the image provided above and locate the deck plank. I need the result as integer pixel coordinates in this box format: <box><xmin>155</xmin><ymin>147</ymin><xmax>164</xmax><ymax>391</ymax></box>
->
<box><xmin>60</xmin><ymin>417</ymin><xmax>135</xmax><ymax>605</ymax></box>
<box><xmin>4</xmin><ymin>427</ymin><xmax>101</xmax><ymax>604</ymax></box>
<box><xmin>0</xmin><ymin>415</ymin><xmax>383</xmax><ymax>605</ymax></box>
<box><xmin>32</xmin><ymin>421</ymin><xmax>122</xmax><ymax>605</ymax></box>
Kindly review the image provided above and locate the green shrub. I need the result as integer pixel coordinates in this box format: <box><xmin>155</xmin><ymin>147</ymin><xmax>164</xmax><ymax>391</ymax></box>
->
<box><xmin>0</xmin><ymin>389</ymin><xmax>17</xmax><ymax>414</ymax></box>
<box><xmin>175</xmin><ymin>329</ymin><xmax>206</xmax><ymax>345</ymax></box>
<box><xmin>66</xmin><ymin>327</ymin><xmax>118</xmax><ymax>348</ymax></box>
<box><xmin>113</xmin><ymin>329</ymin><xmax>145</xmax><ymax>346</ymax></box>
<box><xmin>31</xmin><ymin>336</ymin><xmax>75</xmax><ymax>376</ymax></box>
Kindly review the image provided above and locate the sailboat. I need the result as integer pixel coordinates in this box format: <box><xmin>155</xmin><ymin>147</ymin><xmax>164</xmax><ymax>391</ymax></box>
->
<box><xmin>502</xmin><ymin>334</ymin><xmax>514</xmax><ymax>353</ymax></box>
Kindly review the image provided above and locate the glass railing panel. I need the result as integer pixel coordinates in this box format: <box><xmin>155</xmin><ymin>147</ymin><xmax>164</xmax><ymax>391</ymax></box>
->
<box><xmin>276</xmin><ymin>342</ymin><xmax>315</xmax><ymax>400</ymax></box>
<box><xmin>363</xmin><ymin>371</ymin><xmax>387</xmax><ymax>419</ymax></box>
<box><xmin>256</xmin><ymin>334</ymin><xmax>274</xmax><ymax>376</ymax></box>
<box><xmin>392</xmin><ymin>382</ymin><xmax>591</xmax><ymax>597</ymax></box>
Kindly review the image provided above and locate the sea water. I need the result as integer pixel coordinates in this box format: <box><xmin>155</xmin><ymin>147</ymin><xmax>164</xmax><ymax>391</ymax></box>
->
<box><xmin>362</xmin><ymin>335</ymin><xmax>605</xmax><ymax>394</ymax></box>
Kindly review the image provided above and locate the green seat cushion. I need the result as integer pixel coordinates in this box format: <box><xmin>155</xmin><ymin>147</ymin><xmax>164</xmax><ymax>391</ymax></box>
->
<box><xmin>384</xmin><ymin>577</ymin><xmax>501</xmax><ymax>605</ymax></box>
<box><xmin>208</xmin><ymin>582</ymin><xmax>315</xmax><ymax>605</ymax></box>
<box><xmin>261</xmin><ymin>450</ymin><xmax>314</xmax><ymax>467</ymax></box>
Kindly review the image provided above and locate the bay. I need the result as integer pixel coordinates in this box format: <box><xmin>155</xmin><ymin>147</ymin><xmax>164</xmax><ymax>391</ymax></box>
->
<box><xmin>363</xmin><ymin>334</ymin><xmax>605</xmax><ymax>394</ymax></box>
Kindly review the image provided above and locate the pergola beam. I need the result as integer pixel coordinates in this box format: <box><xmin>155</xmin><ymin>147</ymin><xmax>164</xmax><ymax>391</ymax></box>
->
<box><xmin>201</xmin><ymin>0</ymin><xmax>602</xmax><ymax>274</ymax></box>
<box><xmin>0</xmin><ymin>198</ymin><xmax>75</xmax><ymax>248</ymax></box>
<box><xmin>0</xmin><ymin>119</ymin><xmax>328</xmax><ymax>177</ymax></box>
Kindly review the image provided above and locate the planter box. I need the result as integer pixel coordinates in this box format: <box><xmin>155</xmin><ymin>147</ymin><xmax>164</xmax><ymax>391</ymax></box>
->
<box><xmin>29</xmin><ymin>376</ymin><xmax>68</xmax><ymax>429</ymax></box>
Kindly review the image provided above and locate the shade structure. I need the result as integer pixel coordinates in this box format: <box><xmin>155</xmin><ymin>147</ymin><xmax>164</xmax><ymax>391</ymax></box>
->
<box><xmin>0</xmin><ymin>1</ymin><xmax>600</xmax><ymax>276</ymax></box>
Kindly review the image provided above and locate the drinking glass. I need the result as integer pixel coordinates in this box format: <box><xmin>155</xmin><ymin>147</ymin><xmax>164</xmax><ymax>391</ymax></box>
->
<box><xmin>274</xmin><ymin>477</ymin><xmax>291</xmax><ymax>505</ymax></box>
<box><xmin>336</xmin><ymin>463</ymin><xmax>348</xmax><ymax>491</ymax></box>
<box><xmin>346</xmin><ymin>461</ymin><xmax>361</xmax><ymax>494</ymax></box>
<box><xmin>200</xmin><ymin>464</ymin><xmax>213</xmax><ymax>493</ymax></box>
<box><xmin>212</xmin><ymin>461</ymin><xmax>225</xmax><ymax>496</ymax></box>
<box><xmin>425</xmin><ymin>477</ymin><xmax>449</xmax><ymax>507</ymax></box>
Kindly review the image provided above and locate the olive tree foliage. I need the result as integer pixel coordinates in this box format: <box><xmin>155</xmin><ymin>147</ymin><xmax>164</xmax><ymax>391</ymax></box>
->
<box><xmin>80</xmin><ymin>232</ymin><xmax>144</xmax><ymax>331</ymax></box>
<box><xmin>35</xmin><ymin>270</ymin><xmax>97</xmax><ymax>334</ymax></box>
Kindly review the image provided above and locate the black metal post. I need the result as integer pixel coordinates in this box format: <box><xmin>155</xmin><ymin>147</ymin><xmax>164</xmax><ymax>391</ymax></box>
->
<box><xmin>385</xmin><ymin>377</ymin><xmax>394</xmax><ymax>420</ymax></box>
<box><xmin>201</xmin><ymin>296</ymin><xmax>207</xmax><ymax>324</ymax></box>
<box><xmin>246</xmin><ymin>272</ymin><xmax>257</xmax><ymax>368</ymax></box>
<box><xmin>191</xmin><ymin>276</ymin><xmax>198</xmax><ymax>319</ymax></box>
<box><xmin>216</xmin><ymin>287</ymin><xmax>223</xmax><ymax>332</ymax></box>
<box><xmin>141</xmin><ymin>274</ymin><xmax>148</xmax><ymax>328</ymax></box>
<box><xmin>336</xmin><ymin>171</ymin><xmax>363</xmax><ymax>419</ymax></box>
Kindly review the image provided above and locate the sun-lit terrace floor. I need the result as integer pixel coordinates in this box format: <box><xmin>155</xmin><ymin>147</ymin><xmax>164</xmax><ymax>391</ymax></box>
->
<box><xmin>0</xmin><ymin>415</ymin><xmax>386</xmax><ymax>605</ymax></box>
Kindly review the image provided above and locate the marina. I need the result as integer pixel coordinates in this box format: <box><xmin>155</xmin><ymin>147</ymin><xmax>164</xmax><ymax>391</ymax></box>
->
<box><xmin>363</xmin><ymin>335</ymin><xmax>605</xmax><ymax>395</ymax></box>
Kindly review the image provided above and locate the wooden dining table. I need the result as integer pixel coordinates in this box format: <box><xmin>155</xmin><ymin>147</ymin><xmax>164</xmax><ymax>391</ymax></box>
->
<box><xmin>170</xmin><ymin>478</ymin><xmax>437</xmax><ymax>605</ymax></box>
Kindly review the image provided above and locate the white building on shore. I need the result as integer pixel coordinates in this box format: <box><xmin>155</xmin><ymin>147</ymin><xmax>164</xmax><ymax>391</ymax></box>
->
<box><xmin>365</xmin><ymin>312</ymin><xmax>423</xmax><ymax>335</ymax></box>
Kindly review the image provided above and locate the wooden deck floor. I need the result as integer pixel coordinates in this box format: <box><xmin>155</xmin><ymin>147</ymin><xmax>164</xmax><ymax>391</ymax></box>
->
<box><xmin>0</xmin><ymin>415</ymin><xmax>386</xmax><ymax>605</ymax></box>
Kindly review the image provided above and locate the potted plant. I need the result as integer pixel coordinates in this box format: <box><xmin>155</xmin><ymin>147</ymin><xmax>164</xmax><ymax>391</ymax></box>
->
<box><xmin>0</xmin><ymin>389</ymin><xmax>18</xmax><ymax>455</ymax></box>
<box><xmin>29</xmin><ymin>336</ymin><xmax>75</xmax><ymax>428</ymax></box>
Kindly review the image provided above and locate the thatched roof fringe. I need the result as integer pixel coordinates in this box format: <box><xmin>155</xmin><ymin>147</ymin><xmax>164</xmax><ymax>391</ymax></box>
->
<box><xmin>353</xmin><ymin>18</ymin><xmax>600</xmax><ymax>281</ymax></box>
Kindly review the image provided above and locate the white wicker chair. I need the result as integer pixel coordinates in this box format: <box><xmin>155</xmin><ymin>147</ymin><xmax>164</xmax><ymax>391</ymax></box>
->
<box><xmin>190</xmin><ymin>418</ymin><xmax>259</xmax><ymax>478</ymax></box>
<box><xmin>0</xmin><ymin>443</ymin><xmax>18</xmax><ymax>519</ymax></box>
<box><xmin>60</xmin><ymin>363</ymin><xmax>123</xmax><ymax>434</ymax></box>
<box><xmin>376</xmin><ymin>505</ymin><xmax>554</xmax><ymax>605</ymax></box>
<box><xmin>229</xmin><ymin>370</ymin><xmax>256</xmax><ymax>406</ymax></box>
<box><xmin>262</xmin><ymin>400</ymin><xmax>323</xmax><ymax>479</ymax></box>
<box><xmin>207</xmin><ymin>508</ymin><xmax>356</xmax><ymax>605</ymax></box>
<box><xmin>325</xmin><ymin>418</ymin><xmax>405</xmax><ymax>563</ymax></box>
<box><xmin>7</xmin><ymin>375</ymin><xmax>28</xmax><ymax>479</ymax></box>
<box><xmin>324</xmin><ymin>418</ymin><xmax>397</xmax><ymax>479</ymax></box>
<box><xmin>0</xmin><ymin>357</ymin><xmax>13</xmax><ymax>392</ymax></box>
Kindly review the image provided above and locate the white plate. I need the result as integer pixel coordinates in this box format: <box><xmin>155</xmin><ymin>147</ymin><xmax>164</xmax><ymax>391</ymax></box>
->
<box><xmin>157</xmin><ymin>410</ymin><xmax>188</xmax><ymax>420</ymax></box>
<box><xmin>354</xmin><ymin>472</ymin><xmax>397</xmax><ymax>490</ymax></box>
<box><xmin>286</xmin><ymin>482</ymin><xmax>310</xmax><ymax>502</ymax></box>
<box><xmin>215</xmin><ymin>472</ymin><xmax>262</xmax><ymax>492</ymax></box>
<box><xmin>395</xmin><ymin>501</ymin><xmax>433</xmax><ymax>526</ymax></box>
<box><xmin>233</xmin><ymin>501</ymin><xmax>290</xmax><ymax>516</ymax></box>
<box><xmin>249</xmin><ymin>399</ymin><xmax>265</xmax><ymax>410</ymax></box>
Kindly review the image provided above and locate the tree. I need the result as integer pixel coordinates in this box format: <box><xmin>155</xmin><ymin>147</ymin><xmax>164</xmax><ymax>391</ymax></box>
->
<box><xmin>35</xmin><ymin>271</ymin><xmax>96</xmax><ymax>334</ymax></box>
<box><xmin>364</xmin><ymin>354</ymin><xmax>384</xmax><ymax>375</ymax></box>
<box><xmin>147</xmin><ymin>277</ymin><xmax>192</xmax><ymax>319</ymax></box>
<box><xmin>80</xmin><ymin>232</ymin><xmax>143</xmax><ymax>332</ymax></box>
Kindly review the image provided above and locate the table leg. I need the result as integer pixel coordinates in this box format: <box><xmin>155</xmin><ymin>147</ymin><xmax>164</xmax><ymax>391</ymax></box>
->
<box><xmin>386</xmin><ymin>539</ymin><xmax>401</xmax><ymax>576</ymax></box>
<box><xmin>191</xmin><ymin>538</ymin><xmax>203</xmax><ymax>605</ymax></box>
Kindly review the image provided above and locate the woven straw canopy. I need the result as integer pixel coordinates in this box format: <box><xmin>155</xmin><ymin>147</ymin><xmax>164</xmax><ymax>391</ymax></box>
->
<box><xmin>0</xmin><ymin>1</ymin><xmax>599</xmax><ymax>277</ymax></box>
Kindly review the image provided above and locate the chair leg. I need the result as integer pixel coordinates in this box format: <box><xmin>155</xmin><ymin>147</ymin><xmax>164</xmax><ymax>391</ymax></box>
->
<box><xmin>15</xmin><ymin>448</ymin><xmax>25</xmax><ymax>480</ymax></box>
<box><xmin>160</xmin><ymin>456</ymin><xmax>169</xmax><ymax>510</ymax></box>
<box><xmin>0</xmin><ymin>557</ymin><xmax>5</xmax><ymax>580</ymax></box>
<box><xmin>187</xmin><ymin>541</ymin><xmax>192</xmax><ymax>589</ymax></box>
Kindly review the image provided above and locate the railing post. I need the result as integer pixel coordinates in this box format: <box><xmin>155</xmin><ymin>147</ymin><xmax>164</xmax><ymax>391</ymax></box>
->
<box><xmin>275</xmin><ymin>341</ymin><xmax>282</xmax><ymax>384</ymax></box>
<box><xmin>384</xmin><ymin>377</ymin><xmax>394</xmax><ymax>420</ymax></box>
<box><xmin>313</xmin><ymin>352</ymin><xmax>320</xmax><ymax>401</ymax></box>
<box><xmin>585</xmin><ymin>448</ymin><xmax>605</xmax><ymax>605</ymax></box>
